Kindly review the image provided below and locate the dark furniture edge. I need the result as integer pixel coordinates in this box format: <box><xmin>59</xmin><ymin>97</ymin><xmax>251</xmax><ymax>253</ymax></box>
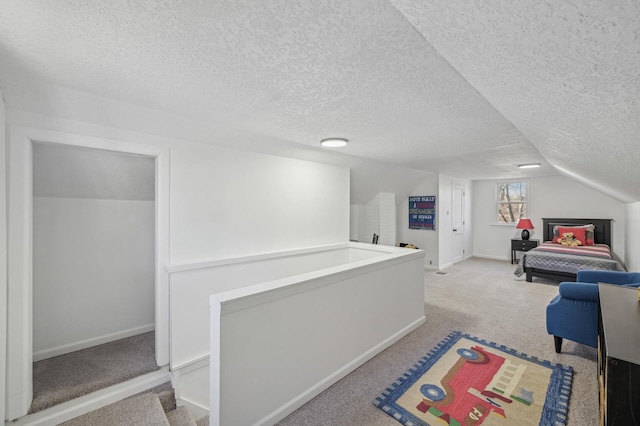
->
<box><xmin>526</xmin><ymin>268</ymin><xmax>577</xmax><ymax>282</ymax></box>
<box><xmin>542</xmin><ymin>218</ymin><xmax>612</xmax><ymax>247</ymax></box>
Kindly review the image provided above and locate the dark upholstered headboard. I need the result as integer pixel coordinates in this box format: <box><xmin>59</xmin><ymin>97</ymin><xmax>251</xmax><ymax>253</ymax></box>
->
<box><xmin>542</xmin><ymin>218</ymin><xmax>612</xmax><ymax>247</ymax></box>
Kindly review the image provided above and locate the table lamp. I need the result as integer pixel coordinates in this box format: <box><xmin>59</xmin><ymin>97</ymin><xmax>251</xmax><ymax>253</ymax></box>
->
<box><xmin>516</xmin><ymin>218</ymin><xmax>534</xmax><ymax>240</ymax></box>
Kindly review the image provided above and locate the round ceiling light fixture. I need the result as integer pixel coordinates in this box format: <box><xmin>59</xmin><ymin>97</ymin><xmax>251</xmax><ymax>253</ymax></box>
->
<box><xmin>320</xmin><ymin>138</ymin><xmax>348</xmax><ymax>148</ymax></box>
<box><xmin>518</xmin><ymin>163</ymin><xmax>541</xmax><ymax>169</ymax></box>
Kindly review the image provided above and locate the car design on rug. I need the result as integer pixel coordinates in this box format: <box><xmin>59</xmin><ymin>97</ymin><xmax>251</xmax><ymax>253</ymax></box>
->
<box><xmin>415</xmin><ymin>345</ymin><xmax>534</xmax><ymax>425</ymax></box>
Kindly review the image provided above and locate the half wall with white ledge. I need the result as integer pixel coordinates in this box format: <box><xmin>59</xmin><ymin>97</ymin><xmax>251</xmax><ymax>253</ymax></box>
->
<box><xmin>167</xmin><ymin>242</ymin><xmax>425</xmax><ymax>423</ymax></box>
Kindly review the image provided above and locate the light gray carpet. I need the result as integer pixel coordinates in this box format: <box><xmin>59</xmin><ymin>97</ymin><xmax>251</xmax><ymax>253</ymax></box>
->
<box><xmin>30</xmin><ymin>331</ymin><xmax>159</xmax><ymax>414</ymax></box>
<box><xmin>277</xmin><ymin>257</ymin><xmax>598</xmax><ymax>426</ymax></box>
<box><xmin>166</xmin><ymin>406</ymin><xmax>198</xmax><ymax>426</ymax></box>
<box><xmin>60</xmin><ymin>392</ymin><xmax>170</xmax><ymax>426</ymax></box>
<box><xmin>195</xmin><ymin>415</ymin><xmax>210</xmax><ymax>426</ymax></box>
<box><xmin>60</xmin><ymin>382</ymin><xmax>199</xmax><ymax>426</ymax></box>
<box><xmin>60</xmin><ymin>382</ymin><xmax>200</xmax><ymax>426</ymax></box>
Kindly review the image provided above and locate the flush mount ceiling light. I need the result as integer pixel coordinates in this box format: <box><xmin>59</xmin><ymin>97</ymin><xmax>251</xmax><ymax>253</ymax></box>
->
<box><xmin>320</xmin><ymin>138</ymin><xmax>348</xmax><ymax>148</ymax></box>
<box><xmin>518</xmin><ymin>163</ymin><xmax>541</xmax><ymax>169</ymax></box>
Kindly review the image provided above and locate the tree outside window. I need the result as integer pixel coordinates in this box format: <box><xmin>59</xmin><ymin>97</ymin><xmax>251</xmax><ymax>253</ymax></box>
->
<box><xmin>497</xmin><ymin>182</ymin><xmax>527</xmax><ymax>223</ymax></box>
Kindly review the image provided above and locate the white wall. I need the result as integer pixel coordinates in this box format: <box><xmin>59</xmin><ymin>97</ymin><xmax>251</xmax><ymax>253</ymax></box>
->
<box><xmin>367</xmin><ymin>193</ymin><xmax>396</xmax><ymax>246</ymax></box>
<box><xmin>170</xmin><ymin>141</ymin><xmax>349</xmax><ymax>264</ymax></box>
<box><xmin>32</xmin><ymin>197</ymin><xmax>155</xmax><ymax>358</ymax></box>
<box><xmin>356</xmin><ymin>193</ymin><xmax>396</xmax><ymax>246</ymax></box>
<box><xmin>463</xmin><ymin>181</ymin><xmax>473</xmax><ymax>261</ymax></box>
<box><xmin>472</xmin><ymin>176</ymin><xmax>627</xmax><ymax>263</ymax></box>
<box><xmin>349</xmin><ymin>205</ymin><xmax>365</xmax><ymax>242</ymax></box>
<box><xmin>350</xmin><ymin>204</ymin><xmax>369</xmax><ymax>243</ymax></box>
<box><xmin>5</xmin><ymin>103</ymin><xmax>350</xmax><ymax>418</ymax></box>
<box><xmin>379</xmin><ymin>193</ymin><xmax>397</xmax><ymax>246</ymax></box>
<box><xmin>365</xmin><ymin>195</ymin><xmax>380</xmax><ymax>244</ymax></box>
<box><xmin>0</xmin><ymin>87</ymin><xmax>8</xmax><ymax>424</ymax></box>
<box><xmin>626</xmin><ymin>202</ymin><xmax>640</xmax><ymax>271</ymax></box>
<box><xmin>438</xmin><ymin>176</ymin><xmax>453</xmax><ymax>268</ymax></box>
<box><xmin>396</xmin><ymin>175</ymin><xmax>439</xmax><ymax>267</ymax></box>
<box><xmin>7</xmin><ymin>110</ymin><xmax>350</xmax><ymax>265</ymax></box>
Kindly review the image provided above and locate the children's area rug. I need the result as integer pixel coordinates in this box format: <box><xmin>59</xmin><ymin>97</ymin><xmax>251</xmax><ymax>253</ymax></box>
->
<box><xmin>374</xmin><ymin>332</ymin><xmax>573</xmax><ymax>426</ymax></box>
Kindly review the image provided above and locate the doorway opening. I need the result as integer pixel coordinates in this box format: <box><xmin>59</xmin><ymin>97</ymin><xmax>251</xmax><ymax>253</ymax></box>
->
<box><xmin>30</xmin><ymin>143</ymin><xmax>158</xmax><ymax>412</ymax></box>
<box><xmin>6</xmin><ymin>127</ymin><xmax>170</xmax><ymax>421</ymax></box>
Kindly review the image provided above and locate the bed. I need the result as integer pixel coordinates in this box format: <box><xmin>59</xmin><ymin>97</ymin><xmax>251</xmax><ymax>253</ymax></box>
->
<box><xmin>514</xmin><ymin>218</ymin><xmax>625</xmax><ymax>282</ymax></box>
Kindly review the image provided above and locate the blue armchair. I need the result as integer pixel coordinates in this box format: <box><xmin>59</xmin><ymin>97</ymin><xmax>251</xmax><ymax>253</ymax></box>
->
<box><xmin>546</xmin><ymin>270</ymin><xmax>640</xmax><ymax>353</ymax></box>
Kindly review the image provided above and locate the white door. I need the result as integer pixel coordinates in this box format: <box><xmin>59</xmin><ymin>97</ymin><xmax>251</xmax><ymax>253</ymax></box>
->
<box><xmin>451</xmin><ymin>183</ymin><xmax>464</xmax><ymax>264</ymax></box>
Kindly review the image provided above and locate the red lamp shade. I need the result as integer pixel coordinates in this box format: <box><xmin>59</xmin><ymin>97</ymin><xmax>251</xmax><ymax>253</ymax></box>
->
<box><xmin>516</xmin><ymin>218</ymin><xmax>534</xmax><ymax>240</ymax></box>
<box><xmin>516</xmin><ymin>219</ymin><xmax>534</xmax><ymax>229</ymax></box>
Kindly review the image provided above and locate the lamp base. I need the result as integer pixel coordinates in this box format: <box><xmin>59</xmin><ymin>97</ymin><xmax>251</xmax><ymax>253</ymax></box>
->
<box><xmin>521</xmin><ymin>229</ymin><xmax>530</xmax><ymax>240</ymax></box>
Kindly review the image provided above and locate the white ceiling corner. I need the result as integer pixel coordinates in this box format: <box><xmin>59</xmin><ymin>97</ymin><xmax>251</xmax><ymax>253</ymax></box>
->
<box><xmin>33</xmin><ymin>143</ymin><xmax>155</xmax><ymax>201</ymax></box>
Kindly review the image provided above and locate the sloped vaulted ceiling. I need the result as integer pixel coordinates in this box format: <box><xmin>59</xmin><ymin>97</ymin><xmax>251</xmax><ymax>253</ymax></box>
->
<box><xmin>390</xmin><ymin>0</ymin><xmax>640</xmax><ymax>202</ymax></box>
<box><xmin>0</xmin><ymin>1</ymin><xmax>638</xmax><ymax>202</ymax></box>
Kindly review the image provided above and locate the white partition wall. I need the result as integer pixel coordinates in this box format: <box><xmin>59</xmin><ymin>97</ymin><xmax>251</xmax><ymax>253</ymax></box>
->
<box><xmin>365</xmin><ymin>192</ymin><xmax>396</xmax><ymax>245</ymax></box>
<box><xmin>626</xmin><ymin>202</ymin><xmax>640</xmax><ymax>271</ymax></box>
<box><xmin>32</xmin><ymin>197</ymin><xmax>155</xmax><ymax>360</ymax></box>
<box><xmin>169</xmin><ymin>144</ymin><xmax>350</xmax><ymax>263</ymax></box>
<box><xmin>0</xmin><ymin>86</ymin><xmax>7</xmax><ymax>424</ymax></box>
<box><xmin>209</xmin><ymin>244</ymin><xmax>425</xmax><ymax>426</ymax></box>
<box><xmin>169</xmin><ymin>244</ymin><xmax>366</xmax><ymax>369</ymax></box>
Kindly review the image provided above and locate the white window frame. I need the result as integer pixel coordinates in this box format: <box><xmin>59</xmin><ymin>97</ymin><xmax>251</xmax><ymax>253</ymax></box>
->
<box><xmin>495</xmin><ymin>180</ymin><xmax>529</xmax><ymax>225</ymax></box>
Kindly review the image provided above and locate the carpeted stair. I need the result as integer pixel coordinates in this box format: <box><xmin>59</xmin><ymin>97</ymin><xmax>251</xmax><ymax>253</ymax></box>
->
<box><xmin>166</xmin><ymin>406</ymin><xmax>198</xmax><ymax>426</ymax></box>
<box><xmin>195</xmin><ymin>415</ymin><xmax>210</xmax><ymax>426</ymax></box>
<box><xmin>28</xmin><ymin>333</ymin><xmax>208</xmax><ymax>425</ymax></box>
<box><xmin>59</xmin><ymin>382</ymin><xmax>203</xmax><ymax>426</ymax></box>
<box><xmin>30</xmin><ymin>332</ymin><xmax>160</xmax><ymax>414</ymax></box>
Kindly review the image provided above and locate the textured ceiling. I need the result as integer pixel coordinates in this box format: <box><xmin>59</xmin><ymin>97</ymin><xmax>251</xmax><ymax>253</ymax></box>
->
<box><xmin>390</xmin><ymin>0</ymin><xmax>640</xmax><ymax>201</ymax></box>
<box><xmin>1</xmin><ymin>0</ymin><xmax>638</xmax><ymax>201</ymax></box>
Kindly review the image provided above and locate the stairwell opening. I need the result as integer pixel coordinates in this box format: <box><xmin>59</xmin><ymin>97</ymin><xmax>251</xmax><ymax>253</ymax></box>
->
<box><xmin>30</xmin><ymin>143</ymin><xmax>158</xmax><ymax>413</ymax></box>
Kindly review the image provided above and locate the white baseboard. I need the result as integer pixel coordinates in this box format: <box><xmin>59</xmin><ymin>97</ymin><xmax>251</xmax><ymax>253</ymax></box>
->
<box><xmin>171</xmin><ymin>353</ymin><xmax>210</xmax><ymax>372</ymax></box>
<box><xmin>33</xmin><ymin>324</ymin><xmax>155</xmax><ymax>362</ymax></box>
<box><xmin>253</xmin><ymin>316</ymin><xmax>426</xmax><ymax>426</ymax></box>
<box><xmin>438</xmin><ymin>262</ymin><xmax>453</xmax><ymax>270</ymax></box>
<box><xmin>6</xmin><ymin>367</ymin><xmax>170</xmax><ymax>426</ymax></box>
<box><xmin>471</xmin><ymin>254</ymin><xmax>510</xmax><ymax>262</ymax></box>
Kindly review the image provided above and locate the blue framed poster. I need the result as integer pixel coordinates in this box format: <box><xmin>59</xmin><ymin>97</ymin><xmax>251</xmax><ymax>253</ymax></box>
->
<box><xmin>409</xmin><ymin>196</ymin><xmax>436</xmax><ymax>230</ymax></box>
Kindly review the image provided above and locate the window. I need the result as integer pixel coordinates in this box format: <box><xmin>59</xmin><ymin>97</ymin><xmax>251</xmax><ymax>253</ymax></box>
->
<box><xmin>497</xmin><ymin>182</ymin><xmax>527</xmax><ymax>224</ymax></box>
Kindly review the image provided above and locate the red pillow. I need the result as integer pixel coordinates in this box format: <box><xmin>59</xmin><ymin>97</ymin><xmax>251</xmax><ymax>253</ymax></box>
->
<box><xmin>557</xmin><ymin>227</ymin><xmax>587</xmax><ymax>246</ymax></box>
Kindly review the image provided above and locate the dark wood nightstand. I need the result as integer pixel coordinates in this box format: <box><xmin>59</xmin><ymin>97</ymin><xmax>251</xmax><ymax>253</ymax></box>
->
<box><xmin>511</xmin><ymin>239</ymin><xmax>539</xmax><ymax>264</ymax></box>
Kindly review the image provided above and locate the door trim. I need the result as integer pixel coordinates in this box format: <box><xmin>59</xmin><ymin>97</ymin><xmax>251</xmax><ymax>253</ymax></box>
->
<box><xmin>451</xmin><ymin>183</ymin><xmax>464</xmax><ymax>264</ymax></box>
<box><xmin>6</xmin><ymin>126</ymin><xmax>170</xmax><ymax>419</ymax></box>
